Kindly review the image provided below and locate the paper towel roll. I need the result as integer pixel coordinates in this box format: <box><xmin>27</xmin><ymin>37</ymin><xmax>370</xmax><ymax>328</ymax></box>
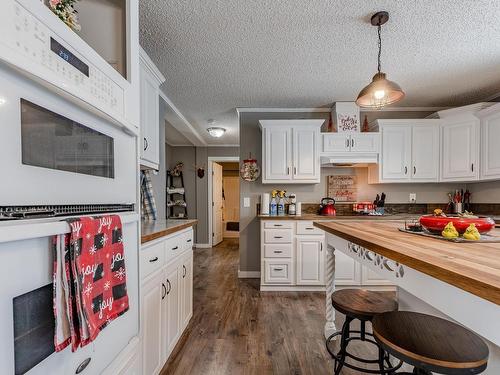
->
<box><xmin>261</xmin><ymin>193</ymin><xmax>270</xmax><ymax>215</ymax></box>
<box><xmin>296</xmin><ymin>202</ymin><xmax>302</xmax><ymax>216</ymax></box>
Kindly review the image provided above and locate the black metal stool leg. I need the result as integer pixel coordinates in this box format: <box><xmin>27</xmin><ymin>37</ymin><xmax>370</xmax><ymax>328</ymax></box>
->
<box><xmin>378</xmin><ymin>346</ymin><xmax>385</xmax><ymax>374</ymax></box>
<box><xmin>334</xmin><ymin>317</ymin><xmax>352</xmax><ymax>375</ymax></box>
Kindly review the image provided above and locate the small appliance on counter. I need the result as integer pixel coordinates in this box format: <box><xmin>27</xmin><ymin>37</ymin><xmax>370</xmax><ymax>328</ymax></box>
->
<box><xmin>353</xmin><ymin>202</ymin><xmax>375</xmax><ymax>214</ymax></box>
<box><xmin>319</xmin><ymin>198</ymin><xmax>336</xmax><ymax>216</ymax></box>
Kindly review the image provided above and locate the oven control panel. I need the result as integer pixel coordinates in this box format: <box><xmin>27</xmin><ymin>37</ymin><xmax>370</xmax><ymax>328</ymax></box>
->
<box><xmin>0</xmin><ymin>2</ymin><xmax>126</xmax><ymax>125</ymax></box>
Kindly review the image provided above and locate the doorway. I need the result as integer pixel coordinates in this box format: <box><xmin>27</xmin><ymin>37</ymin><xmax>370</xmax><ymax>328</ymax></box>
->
<box><xmin>208</xmin><ymin>157</ymin><xmax>239</xmax><ymax>247</ymax></box>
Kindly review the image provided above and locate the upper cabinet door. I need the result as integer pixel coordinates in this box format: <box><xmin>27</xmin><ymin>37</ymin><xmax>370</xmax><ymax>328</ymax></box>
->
<box><xmin>350</xmin><ymin>133</ymin><xmax>380</xmax><ymax>153</ymax></box>
<box><xmin>381</xmin><ymin>125</ymin><xmax>411</xmax><ymax>181</ymax></box>
<box><xmin>140</xmin><ymin>66</ymin><xmax>160</xmax><ymax>166</ymax></box>
<box><xmin>293</xmin><ymin>126</ymin><xmax>320</xmax><ymax>181</ymax></box>
<box><xmin>480</xmin><ymin>106</ymin><xmax>500</xmax><ymax>180</ymax></box>
<box><xmin>264</xmin><ymin>127</ymin><xmax>292</xmax><ymax>181</ymax></box>
<box><xmin>323</xmin><ymin>133</ymin><xmax>350</xmax><ymax>153</ymax></box>
<box><xmin>412</xmin><ymin>125</ymin><xmax>439</xmax><ymax>181</ymax></box>
<box><xmin>441</xmin><ymin>119</ymin><xmax>479</xmax><ymax>181</ymax></box>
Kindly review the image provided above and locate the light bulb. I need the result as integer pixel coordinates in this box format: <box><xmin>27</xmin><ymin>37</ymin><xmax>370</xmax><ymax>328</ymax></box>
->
<box><xmin>374</xmin><ymin>90</ymin><xmax>386</xmax><ymax>100</ymax></box>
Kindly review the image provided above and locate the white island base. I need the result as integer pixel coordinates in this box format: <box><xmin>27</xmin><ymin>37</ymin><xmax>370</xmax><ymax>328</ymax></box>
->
<box><xmin>323</xmin><ymin>233</ymin><xmax>500</xmax><ymax>375</ymax></box>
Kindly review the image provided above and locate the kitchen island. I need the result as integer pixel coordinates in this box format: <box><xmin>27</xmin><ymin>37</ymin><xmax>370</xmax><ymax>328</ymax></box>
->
<box><xmin>314</xmin><ymin>220</ymin><xmax>500</xmax><ymax>374</ymax></box>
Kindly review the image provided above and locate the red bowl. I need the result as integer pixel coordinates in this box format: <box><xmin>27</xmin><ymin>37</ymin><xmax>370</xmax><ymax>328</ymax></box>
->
<box><xmin>419</xmin><ymin>215</ymin><xmax>495</xmax><ymax>234</ymax></box>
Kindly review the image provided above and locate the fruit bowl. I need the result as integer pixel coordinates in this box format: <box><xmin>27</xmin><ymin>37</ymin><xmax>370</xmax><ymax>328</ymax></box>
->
<box><xmin>419</xmin><ymin>215</ymin><xmax>495</xmax><ymax>234</ymax></box>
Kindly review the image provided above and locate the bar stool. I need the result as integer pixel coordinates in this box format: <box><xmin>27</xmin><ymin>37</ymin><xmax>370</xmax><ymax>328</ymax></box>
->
<box><xmin>326</xmin><ymin>289</ymin><xmax>402</xmax><ymax>374</ymax></box>
<box><xmin>372</xmin><ymin>311</ymin><xmax>489</xmax><ymax>374</ymax></box>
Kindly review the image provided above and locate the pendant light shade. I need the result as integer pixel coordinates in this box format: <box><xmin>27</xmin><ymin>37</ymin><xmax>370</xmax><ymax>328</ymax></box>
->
<box><xmin>356</xmin><ymin>12</ymin><xmax>405</xmax><ymax>109</ymax></box>
<box><xmin>356</xmin><ymin>72</ymin><xmax>405</xmax><ymax>108</ymax></box>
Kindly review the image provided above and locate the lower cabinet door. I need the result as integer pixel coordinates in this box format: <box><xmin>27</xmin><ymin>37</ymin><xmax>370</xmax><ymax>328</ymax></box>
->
<box><xmin>361</xmin><ymin>266</ymin><xmax>392</xmax><ymax>286</ymax></box>
<box><xmin>180</xmin><ymin>252</ymin><xmax>193</xmax><ymax>328</ymax></box>
<box><xmin>141</xmin><ymin>270</ymin><xmax>164</xmax><ymax>375</ymax></box>
<box><xmin>163</xmin><ymin>264</ymin><xmax>180</xmax><ymax>359</ymax></box>
<box><xmin>296</xmin><ymin>237</ymin><xmax>325</xmax><ymax>285</ymax></box>
<box><xmin>263</xmin><ymin>259</ymin><xmax>293</xmax><ymax>284</ymax></box>
<box><xmin>334</xmin><ymin>249</ymin><xmax>361</xmax><ymax>286</ymax></box>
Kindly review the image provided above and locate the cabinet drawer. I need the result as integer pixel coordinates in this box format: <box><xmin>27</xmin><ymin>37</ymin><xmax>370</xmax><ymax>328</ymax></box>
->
<box><xmin>165</xmin><ymin>234</ymin><xmax>184</xmax><ymax>261</ymax></box>
<box><xmin>140</xmin><ymin>241</ymin><xmax>165</xmax><ymax>279</ymax></box>
<box><xmin>263</xmin><ymin>260</ymin><xmax>293</xmax><ymax>284</ymax></box>
<box><xmin>264</xmin><ymin>229</ymin><xmax>293</xmax><ymax>243</ymax></box>
<box><xmin>296</xmin><ymin>221</ymin><xmax>324</xmax><ymax>235</ymax></box>
<box><xmin>264</xmin><ymin>244</ymin><xmax>292</xmax><ymax>258</ymax></box>
<box><xmin>182</xmin><ymin>229</ymin><xmax>194</xmax><ymax>251</ymax></box>
<box><xmin>264</xmin><ymin>221</ymin><xmax>293</xmax><ymax>229</ymax></box>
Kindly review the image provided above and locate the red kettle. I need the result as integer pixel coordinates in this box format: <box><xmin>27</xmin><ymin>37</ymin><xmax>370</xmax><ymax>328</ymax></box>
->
<box><xmin>319</xmin><ymin>198</ymin><xmax>336</xmax><ymax>216</ymax></box>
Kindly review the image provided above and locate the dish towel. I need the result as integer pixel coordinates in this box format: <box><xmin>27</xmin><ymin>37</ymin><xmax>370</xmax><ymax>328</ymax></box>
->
<box><xmin>141</xmin><ymin>170</ymin><xmax>157</xmax><ymax>221</ymax></box>
<box><xmin>53</xmin><ymin>215</ymin><xmax>129</xmax><ymax>352</ymax></box>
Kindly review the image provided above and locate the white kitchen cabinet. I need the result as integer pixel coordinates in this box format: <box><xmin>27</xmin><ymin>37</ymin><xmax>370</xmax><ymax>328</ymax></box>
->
<box><xmin>322</xmin><ymin>133</ymin><xmax>380</xmax><ymax>153</ymax></box>
<box><xmin>368</xmin><ymin>119</ymin><xmax>441</xmax><ymax>183</ymax></box>
<box><xmin>180</xmin><ymin>252</ymin><xmax>193</xmax><ymax>328</ymax></box>
<box><xmin>478</xmin><ymin>103</ymin><xmax>500</xmax><ymax>180</ymax></box>
<box><xmin>162</xmin><ymin>264</ymin><xmax>180</xmax><ymax>359</ymax></box>
<box><xmin>412</xmin><ymin>124</ymin><xmax>440</xmax><ymax>181</ymax></box>
<box><xmin>334</xmin><ymin>251</ymin><xmax>361</xmax><ymax>286</ymax></box>
<box><xmin>440</xmin><ymin>118</ymin><xmax>479</xmax><ymax>181</ymax></box>
<box><xmin>139</xmin><ymin>48</ymin><xmax>165</xmax><ymax>170</ymax></box>
<box><xmin>263</xmin><ymin>126</ymin><xmax>292</xmax><ymax>181</ymax></box>
<box><xmin>260</xmin><ymin>120</ymin><xmax>323</xmax><ymax>184</ymax></box>
<box><xmin>140</xmin><ymin>227</ymin><xmax>194</xmax><ymax>375</ymax></box>
<box><xmin>141</xmin><ymin>269</ymin><xmax>164</xmax><ymax>375</ymax></box>
<box><xmin>296</xmin><ymin>237</ymin><xmax>325</xmax><ymax>285</ymax></box>
<box><xmin>293</xmin><ymin>126</ymin><xmax>320</xmax><ymax>180</ymax></box>
<box><xmin>381</xmin><ymin>124</ymin><xmax>412</xmax><ymax>181</ymax></box>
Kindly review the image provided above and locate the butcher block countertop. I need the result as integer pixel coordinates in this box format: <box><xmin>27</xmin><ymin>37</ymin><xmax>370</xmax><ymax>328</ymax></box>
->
<box><xmin>314</xmin><ymin>220</ymin><xmax>500</xmax><ymax>306</ymax></box>
<box><xmin>141</xmin><ymin>219</ymin><xmax>197</xmax><ymax>244</ymax></box>
<box><xmin>258</xmin><ymin>214</ymin><xmax>421</xmax><ymax>221</ymax></box>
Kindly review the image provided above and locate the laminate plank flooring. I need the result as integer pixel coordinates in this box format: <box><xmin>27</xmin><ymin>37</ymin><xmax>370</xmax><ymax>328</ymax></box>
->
<box><xmin>160</xmin><ymin>239</ymin><xmax>381</xmax><ymax>375</ymax></box>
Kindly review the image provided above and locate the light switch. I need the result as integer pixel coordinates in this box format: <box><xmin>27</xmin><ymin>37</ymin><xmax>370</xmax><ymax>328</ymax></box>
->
<box><xmin>243</xmin><ymin>197</ymin><xmax>251</xmax><ymax>208</ymax></box>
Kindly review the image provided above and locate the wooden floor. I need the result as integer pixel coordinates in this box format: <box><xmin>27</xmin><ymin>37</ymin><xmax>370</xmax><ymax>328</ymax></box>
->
<box><xmin>160</xmin><ymin>239</ymin><xmax>379</xmax><ymax>375</ymax></box>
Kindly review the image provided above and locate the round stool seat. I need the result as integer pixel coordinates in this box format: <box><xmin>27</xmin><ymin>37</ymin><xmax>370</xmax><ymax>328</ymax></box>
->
<box><xmin>331</xmin><ymin>289</ymin><xmax>398</xmax><ymax>320</ymax></box>
<box><xmin>373</xmin><ymin>311</ymin><xmax>489</xmax><ymax>374</ymax></box>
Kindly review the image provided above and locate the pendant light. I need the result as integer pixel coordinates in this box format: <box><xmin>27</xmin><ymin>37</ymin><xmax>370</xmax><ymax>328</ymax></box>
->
<box><xmin>356</xmin><ymin>11</ymin><xmax>405</xmax><ymax>109</ymax></box>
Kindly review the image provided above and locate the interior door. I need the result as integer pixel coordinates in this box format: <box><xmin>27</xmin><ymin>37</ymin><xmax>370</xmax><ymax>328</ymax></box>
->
<box><xmin>412</xmin><ymin>124</ymin><xmax>439</xmax><ymax>181</ymax></box>
<box><xmin>381</xmin><ymin>125</ymin><xmax>411</xmax><ymax>181</ymax></box>
<box><xmin>222</xmin><ymin>176</ymin><xmax>239</xmax><ymax>236</ymax></box>
<box><xmin>292</xmin><ymin>126</ymin><xmax>319</xmax><ymax>181</ymax></box>
<box><xmin>212</xmin><ymin>162</ymin><xmax>224</xmax><ymax>246</ymax></box>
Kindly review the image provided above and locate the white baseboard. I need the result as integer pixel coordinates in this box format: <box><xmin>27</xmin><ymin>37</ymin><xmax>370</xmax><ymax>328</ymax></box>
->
<box><xmin>194</xmin><ymin>243</ymin><xmax>211</xmax><ymax>248</ymax></box>
<box><xmin>238</xmin><ymin>270</ymin><xmax>261</xmax><ymax>278</ymax></box>
<box><xmin>260</xmin><ymin>285</ymin><xmax>326</xmax><ymax>292</ymax></box>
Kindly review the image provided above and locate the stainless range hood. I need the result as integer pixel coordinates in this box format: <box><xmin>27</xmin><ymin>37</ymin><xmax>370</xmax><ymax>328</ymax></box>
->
<box><xmin>320</xmin><ymin>152</ymin><xmax>379</xmax><ymax>167</ymax></box>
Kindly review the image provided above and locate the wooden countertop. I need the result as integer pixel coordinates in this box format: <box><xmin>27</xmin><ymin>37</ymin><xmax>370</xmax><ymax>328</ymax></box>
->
<box><xmin>141</xmin><ymin>219</ymin><xmax>198</xmax><ymax>244</ymax></box>
<box><xmin>314</xmin><ymin>220</ymin><xmax>500</xmax><ymax>306</ymax></box>
<box><xmin>258</xmin><ymin>214</ymin><xmax>421</xmax><ymax>221</ymax></box>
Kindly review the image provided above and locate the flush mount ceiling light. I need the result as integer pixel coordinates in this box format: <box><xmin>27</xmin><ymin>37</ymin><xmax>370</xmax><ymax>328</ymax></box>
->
<box><xmin>356</xmin><ymin>11</ymin><xmax>405</xmax><ymax>109</ymax></box>
<box><xmin>207</xmin><ymin>122</ymin><xmax>226</xmax><ymax>138</ymax></box>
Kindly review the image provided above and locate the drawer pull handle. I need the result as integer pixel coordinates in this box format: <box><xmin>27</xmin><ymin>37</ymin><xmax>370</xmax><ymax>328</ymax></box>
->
<box><xmin>187</xmin><ymin>239</ymin><xmax>192</xmax><ymax>243</ymax></box>
<box><xmin>274</xmin><ymin>236</ymin><xmax>283</xmax><ymax>239</ymax></box>
<box><xmin>172</xmin><ymin>246</ymin><xmax>179</xmax><ymax>250</ymax></box>
<box><xmin>162</xmin><ymin>283</ymin><xmax>167</xmax><ymax>300</ymax></box>
<box><xmin>273</xmin><ymin>267</ymin><xmax>284</xmax><ymax>271</ymax></box>
<box><xmin>274</xmin><ymin>224</ymin><xmax>283</xmax><ymax>227</ymax></box>
<box><xmin>166</xmin><ymin>279</ymin><xmax>171</xmax><ymax>295</ymax></box>
<box><xmin>305</xmin><ymin>227</ymin><xmax>314</xmax><ymax>230</ymax></box>
<box><xmin>75</xmin><ymin>358</ymin><xmax>91</xmax><ymax>374</ymax></box>
<box><xmin>183</xmin><ymin>265</ymin><xmax>187</xmax><ymax>278</ymax></box>
<box><xmin>274</xmin><ymin>250</ymin><xmax>283</xmax><ymax>253</ymax></box>
<box><xmin>149</xmin><ymin>257</ymin><xmax>159</xmax><ymax>263</ymax></box>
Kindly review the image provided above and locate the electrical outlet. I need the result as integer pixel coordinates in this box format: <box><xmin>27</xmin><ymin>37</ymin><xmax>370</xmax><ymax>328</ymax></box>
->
<box><xmin>243</xmin><ymin>197</ymin><xmax>251</xmax><ymax>208</ymax></box>
<box><xmin>409</xmin><ymin>193</ymin><xmax>417</xmax><ymax>203</ymax></box>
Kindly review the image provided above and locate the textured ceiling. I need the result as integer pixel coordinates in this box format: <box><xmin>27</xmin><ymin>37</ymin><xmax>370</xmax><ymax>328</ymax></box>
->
<box><xmin>140</xmin><ymin>0</ymin><xmax>500</xmax><ymax>145</ymax></box>
<box><xmin>165</xmin><ymin>120</ymin><xmax>192</xmax><ymax>146</ymax></box>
